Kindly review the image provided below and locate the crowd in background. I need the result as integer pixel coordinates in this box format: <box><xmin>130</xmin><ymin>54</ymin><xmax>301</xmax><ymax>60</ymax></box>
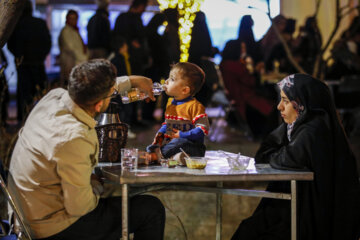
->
<box><xmin>2</xmin><ymin>0</ymin><xmax>360</xmax><ymax>139</ymax></box>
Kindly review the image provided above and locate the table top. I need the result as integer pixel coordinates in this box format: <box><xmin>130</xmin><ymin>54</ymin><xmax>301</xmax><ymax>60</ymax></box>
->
<box><xmin>97</xmin><ymin>151</ymin><xmax>313</xmax><ymax>184</ymax></box>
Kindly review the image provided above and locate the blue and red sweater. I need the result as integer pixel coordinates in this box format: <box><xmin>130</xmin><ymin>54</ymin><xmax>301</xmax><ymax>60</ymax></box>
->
<box><xmin>158</xmin><ymin>96</ymin><xmax>210</xmax><ymax>143</ymax></box>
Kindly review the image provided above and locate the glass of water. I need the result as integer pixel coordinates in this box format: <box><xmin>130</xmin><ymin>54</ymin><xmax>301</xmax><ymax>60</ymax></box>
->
<box><xmin>121</xmin><ymin>148</ymin><xmax>138</xmax><ymax>170</ymax></box>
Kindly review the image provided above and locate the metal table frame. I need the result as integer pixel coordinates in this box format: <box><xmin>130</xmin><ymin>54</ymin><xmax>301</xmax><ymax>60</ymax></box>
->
<box><xmin>98</xmin><ymin>152</ymin><xmax>313</xmax><ymax>240</ymax></box>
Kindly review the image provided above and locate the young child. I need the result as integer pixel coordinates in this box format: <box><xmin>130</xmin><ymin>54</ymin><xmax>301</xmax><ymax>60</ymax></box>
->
<box><xmin>147</xmin><ymin>62</ymin><xmax>210</xmax><ymax>162</ymax></box>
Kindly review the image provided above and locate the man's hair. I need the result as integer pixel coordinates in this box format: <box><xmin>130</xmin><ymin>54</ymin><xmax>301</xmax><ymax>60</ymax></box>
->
<box><xmin>68</xmin><ymin>59</ymin><xmax>117</xmax><ymax>107</ymax></box>
<box><xmin>172</xmin><ymin>62</ymin><xmax>205</xmax><ymax>96</ymax></box>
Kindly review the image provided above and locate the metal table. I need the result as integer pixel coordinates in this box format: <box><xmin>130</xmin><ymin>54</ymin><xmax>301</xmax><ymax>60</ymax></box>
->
<box><xmin>97</xmin><ymin>151</ymin><xmax>313</xmax><ymax>240</ymax></box>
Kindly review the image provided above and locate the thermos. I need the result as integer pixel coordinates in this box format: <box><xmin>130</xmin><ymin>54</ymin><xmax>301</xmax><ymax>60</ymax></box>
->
<box><xmin>95</xmin><ymin>102</ymin><xmax>128</xmax><ymax>163</ymax></box>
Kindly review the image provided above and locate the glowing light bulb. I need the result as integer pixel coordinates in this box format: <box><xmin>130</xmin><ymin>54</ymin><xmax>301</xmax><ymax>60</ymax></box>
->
<box><xmin>157</xmin><ymin>0</ymin><xmax>204</xmax><ymax>62</ymax></box>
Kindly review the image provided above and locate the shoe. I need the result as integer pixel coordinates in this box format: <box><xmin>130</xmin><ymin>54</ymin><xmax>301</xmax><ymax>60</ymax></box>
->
<box><xmin>127</xmin><ymin>129</ymin><xmax>136</xmax><ymax>139</ymax></box>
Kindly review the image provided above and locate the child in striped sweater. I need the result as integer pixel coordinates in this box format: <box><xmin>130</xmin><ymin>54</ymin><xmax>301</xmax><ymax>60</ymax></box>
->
<box><xmin>147</xmin><ymin>62</ymin><xmax>210</xmax><ymax>161</ymax></box>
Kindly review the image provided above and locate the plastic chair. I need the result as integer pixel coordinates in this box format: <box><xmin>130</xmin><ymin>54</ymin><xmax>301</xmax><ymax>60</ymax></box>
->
<box><xmin>0</xmin><ymin>174</ymin><xmax>32</xmax><ymax>240</ymax></box>
<box><xmin>0</xmin><ymin>220</ymin><xmax>17</xmax><ymax>240</ymax></box>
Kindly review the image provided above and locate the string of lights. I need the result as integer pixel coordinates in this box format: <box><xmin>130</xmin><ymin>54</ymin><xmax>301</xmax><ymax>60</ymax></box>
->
<box><xmin>157</xmin><ymin>0</ymin><xmax>204</xmax><ymax>62</ymax></box>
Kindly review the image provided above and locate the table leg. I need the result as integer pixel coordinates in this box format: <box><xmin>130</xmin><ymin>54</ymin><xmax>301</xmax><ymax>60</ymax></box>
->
<box><xmin>291</xmin><ymin>180</ymin><xmax>297</xmax><ymax>240</ymax></box>
<box><xmin>122</xmin><ymin>184</ymin><xmax>129</xmax><ymax>240</ymax></box>
<box><xmin>216</xmin><ymin>182</ymin><xmax>223</xmax><ymax>240</ymax></box>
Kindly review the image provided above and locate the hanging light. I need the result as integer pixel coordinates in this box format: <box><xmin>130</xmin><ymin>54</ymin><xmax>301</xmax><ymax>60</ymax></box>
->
<box><xmin>157</xmin><ymin>0</ymin><xmax>204</xmax><ymax>62</ymax></box>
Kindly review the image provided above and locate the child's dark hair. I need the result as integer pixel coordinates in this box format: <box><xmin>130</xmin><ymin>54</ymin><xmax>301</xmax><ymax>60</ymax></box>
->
<box><xmin>172</xmin><ymin>62</ymin><xmax>205</xmax><ymax>96</ymax></box>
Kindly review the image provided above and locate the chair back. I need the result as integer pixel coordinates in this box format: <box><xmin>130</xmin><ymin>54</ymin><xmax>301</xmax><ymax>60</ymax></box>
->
<box><xmin>0</xmin><ymin>174</ymin><xmax>32</xmax><ymax>240</ymax></box>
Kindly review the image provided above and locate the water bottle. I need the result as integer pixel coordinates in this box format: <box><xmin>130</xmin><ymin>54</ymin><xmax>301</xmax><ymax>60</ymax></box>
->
<box><xmin>120</xmin><ymin>82</ymin><xmax>165</xmax><ymax>104</ymax></box>
<box><xmin>152</xmin><ymin>82</ymin><xmax>165</xmax><ymax>96</ymax></box>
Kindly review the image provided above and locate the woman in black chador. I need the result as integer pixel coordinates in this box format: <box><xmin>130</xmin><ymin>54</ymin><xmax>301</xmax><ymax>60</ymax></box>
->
<box><xmin>232</xmin><ymin>74</ymin><xmax>360</xmax><ymax>240</ymax></box>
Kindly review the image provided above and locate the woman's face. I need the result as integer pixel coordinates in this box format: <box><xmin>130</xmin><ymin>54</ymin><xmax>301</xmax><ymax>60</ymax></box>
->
<box><xmin>277</xmin><ymin>90</ymin><xmax>298</xmax><ymax>124</ymax></box>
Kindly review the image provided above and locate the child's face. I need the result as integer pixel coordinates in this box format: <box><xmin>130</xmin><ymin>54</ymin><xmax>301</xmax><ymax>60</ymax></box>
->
<box><xmin>164</xmin><ymin>68</ymin><xmax>190</xmax><ymax>99</ymax></box>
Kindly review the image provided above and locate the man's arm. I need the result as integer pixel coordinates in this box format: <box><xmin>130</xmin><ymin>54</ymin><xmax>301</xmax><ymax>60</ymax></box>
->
<box><xmin>115</xmin><ymin>75</ymin><xmax>155</xmax><ymax>101</ymax></box>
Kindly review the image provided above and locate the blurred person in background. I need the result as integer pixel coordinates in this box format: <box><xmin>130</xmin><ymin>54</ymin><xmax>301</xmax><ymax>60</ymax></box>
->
<box><xmin>327</xmin><ymin>16</ymin><xmax>360</xmax><ymax>79</ymax></box>
<box><xmin>265</xmin><ymin>18</ymin><xmax>298</xmax><ymax>74</ymax></box>
<box><xmin>87</xmin><ymin>0</ymin><xmax>111</xmax><ymax>59</ymax></box>
<box><xmin>8</xmin><ymin>0</ymin><xmax>51</xmax><ymax>123</ymax></box>
<box><xmin>59</xmin><ymin>9</ymin><xmax>88</xmax><ymax>88</ymax></box>
<box><xmin>113</xmin><ymin>0</ymin><xmax>150</xmax><ymax>125</ymax></box>
<box><xmin>220</xmin><ymin>39</ymin><xmax>277</xmax><ymax>139</ymax></box>
<box><xmin>260</xmin><ymin>15</ymin><xmax>287</xmax><ymax>63</ymax></box>
<box><xmin>295</xmin><ymin>16</ymin><xmax>322</xmax><ymax>74</ymax></box>
<box><xmin>188</xmin><ymin>11</ymin><xmax>213</xmax><ymax>66</ymax></box>
<box><xmin>109</xmin><ymin>35</ymin><xmax>137</xmax><ymax>138</ymax></box>
<box><xmin>237</xmin><ymin>15</ymin><xmax>263</xmax><ymax>64</ymax></box>
<box><xmin>113</xmin><ymin>0</ymin><xmax>149</xmax><ymax>75</ymax></box>
<box><xmin>188</xmin><ymin>11</ymin><xmax>216</xmax><ymax>107</ymax></box>
<box><xmin>163</xmin><ymin>8</ymin><xmax>180</xmax><ymax>65</ymax></box>
<box><xmin>145</xmin><ymin>12</ymin><xmax>169</xmax><ymax>82</ymax></box>
<box><xmin>143</xmin><ymin>12</ymin><xmax>169</xmax><ymax>122</ymax></box>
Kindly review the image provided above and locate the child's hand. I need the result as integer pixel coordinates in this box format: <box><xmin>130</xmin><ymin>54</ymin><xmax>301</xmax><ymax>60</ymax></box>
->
<box><xmin>171</xmin><ymin>128</ymin><xmax>180</xmax><ymax>138</ymax></box>
<box><xmin>152</xmin><ymin>132</ymin><xmax>164</xmax><ymax>146</ymax></box>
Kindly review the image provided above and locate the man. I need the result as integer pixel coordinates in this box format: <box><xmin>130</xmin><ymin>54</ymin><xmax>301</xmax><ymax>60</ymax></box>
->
<box><xmin>8</xmin><ymin>59</ymin><xmax>165</xmax><ymax>240</ymax></box>
<box><xmin>7</xmin><ymin>0</ymin><xmax>51</xmax><ymax>123</ymax></box>
<box><xmin>58</xmin><ymin>9</ymin><xmax>88</xmax><ymax>88</ymax></box>
<box><xmin>87</xmin><ymin>0</ymin><xmax>111</xmax><ymax>59</ymax></box>
<box><xmin>113</xmin><ymin>0</ymin><xmax>149</xmax><ymax>75</ymax></box>
<box><xmin>113</xmin><ymin>0</ymin><xmax>151</xmax><ymax>124</ymax></box>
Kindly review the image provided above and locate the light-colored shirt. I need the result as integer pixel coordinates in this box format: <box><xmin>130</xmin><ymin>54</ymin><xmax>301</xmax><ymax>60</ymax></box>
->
<box><xmin>59</xmin><ymin>24</ymin><xmax>88</xmax><ymax>66</ymax></box>
<box><xmin>8</xmin><ymin>76</ymin><xmax>130</xmax><ymax>239</ymax></box>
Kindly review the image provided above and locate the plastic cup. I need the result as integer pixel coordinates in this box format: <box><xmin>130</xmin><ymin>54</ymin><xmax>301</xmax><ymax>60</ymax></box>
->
<box><xmin>121</xmin><ymin>148</ymin><xmax>138</xmax><ymax>170</ymax></box>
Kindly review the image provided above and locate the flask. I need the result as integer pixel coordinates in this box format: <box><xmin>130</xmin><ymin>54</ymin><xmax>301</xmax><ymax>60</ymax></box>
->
<box><xmin>96</xmin><ymin>101</ymin><xmax>121</xmax><ymax>126</ymax></box>
<box><xmin>120</xmin><ymin>82</ymin><xmax>164</xmax><ymax>104</ymax></box>
<box><xmin>95</xmin><ymin>102</ymin><xmax>128</xmax><ymax>163</ymax></box>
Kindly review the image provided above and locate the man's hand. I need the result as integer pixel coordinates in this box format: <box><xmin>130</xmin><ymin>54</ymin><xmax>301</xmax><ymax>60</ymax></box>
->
<box><xmin>90</xmin><ymin>173</ymin><xmax>104</xmax><ymax>196</ymax></box>
<box><xmin>152</xmin><ymin>132</ymin><xmax>164</xmax><ymax>146</ymax></box>
<box><xmin>129</xmin><ymin>76</ymin><xmax>155</xmax><ymax>101</ymax></box>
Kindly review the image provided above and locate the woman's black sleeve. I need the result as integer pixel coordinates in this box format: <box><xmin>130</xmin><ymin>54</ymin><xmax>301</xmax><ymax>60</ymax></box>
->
<box><xmin>255</xmin><ymin>124</ymin><xmax>287</xmax><ymax>163</ymax></box>
<box><xmin>256</xmin><ymin>123</ymin><xmax>322</xmax><ymax>171</ymax></box>
<box><xmin>266</xmin><ymin>128</ymin><xmax>313</xmax><ymax>171</ymax></box>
